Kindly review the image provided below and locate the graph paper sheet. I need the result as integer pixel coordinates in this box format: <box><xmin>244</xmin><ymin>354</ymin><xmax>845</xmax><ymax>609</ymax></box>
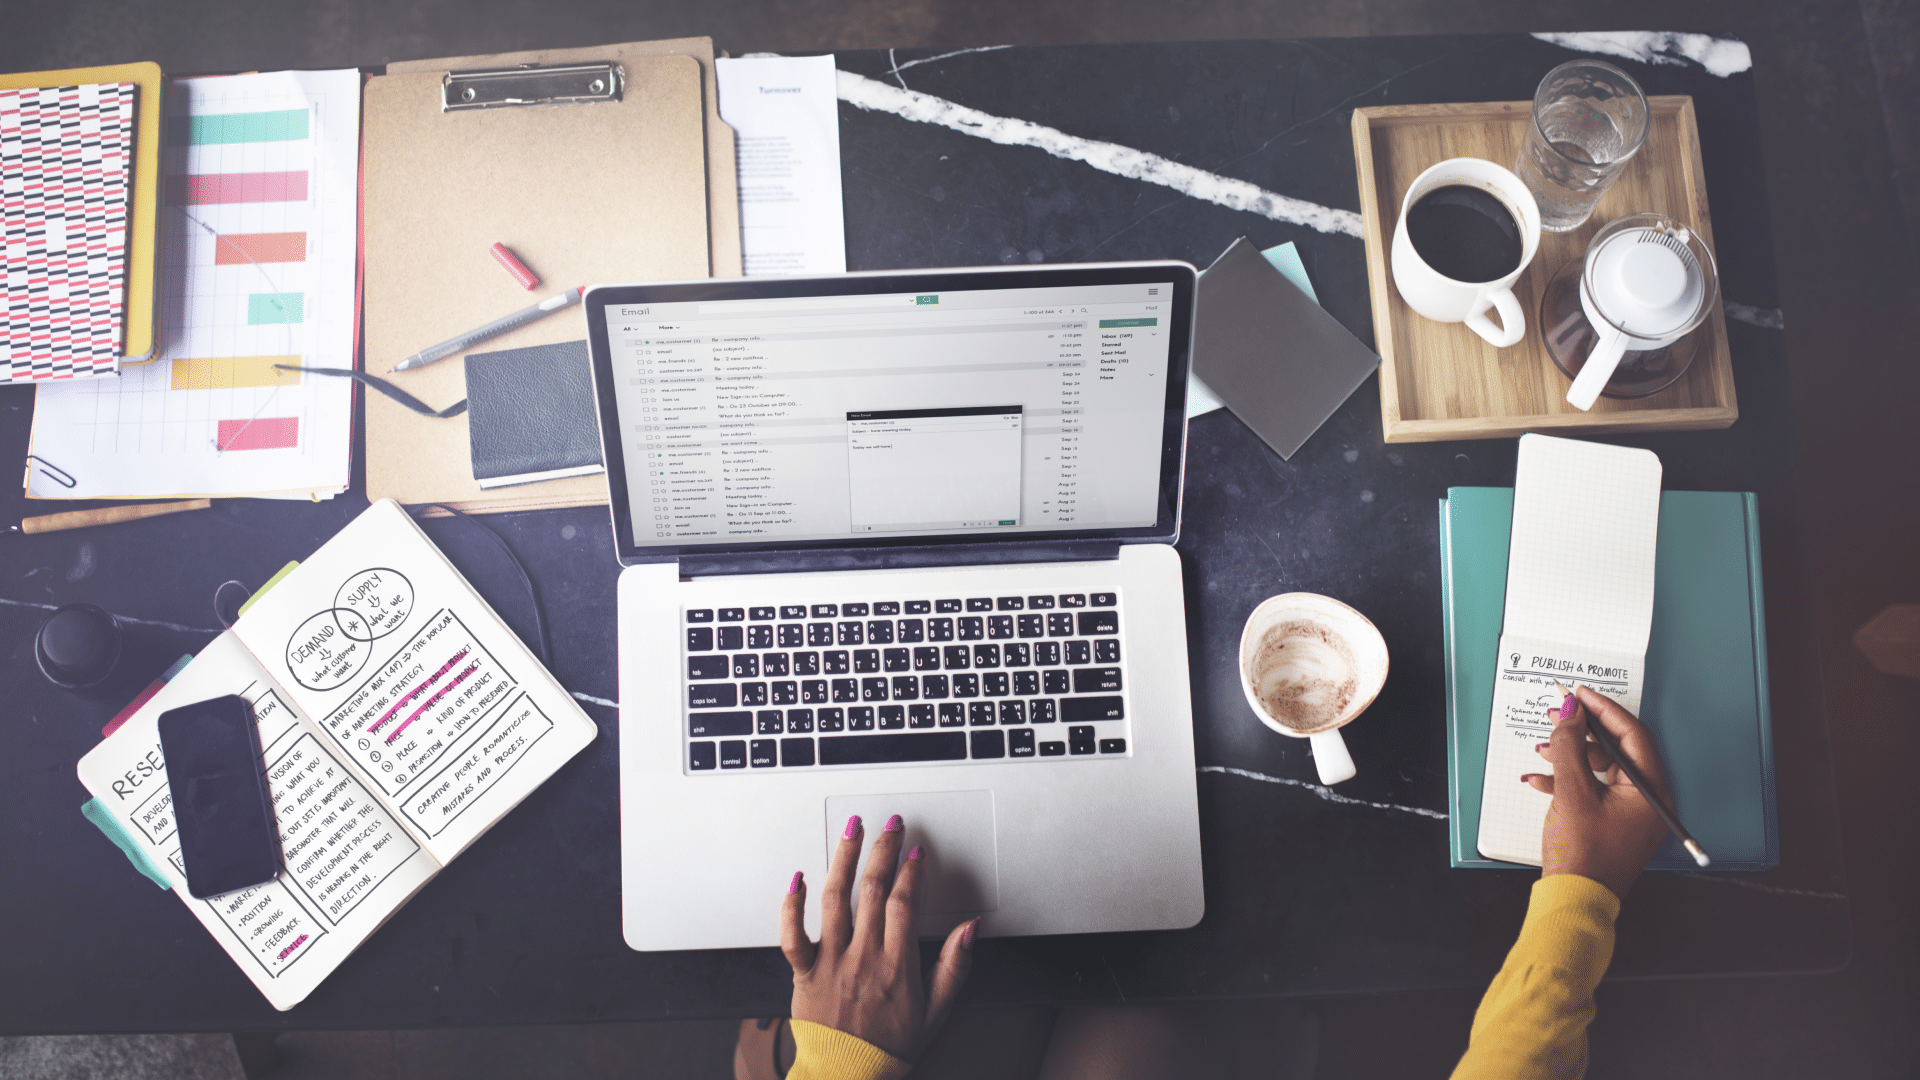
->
<box><xmin>1</xmin><ymin>82</ymin><xmax>138</xmax><ymax>382</ymax></box>
<box><xmin>1477</xmin><ymin>434</ymin><xmax>1663</xmax><ymax>865</ymax></box>
<box><xmin>25</xmin><ymin>69</ymin><xmax>359</xmax><ymax>499</ymax></box>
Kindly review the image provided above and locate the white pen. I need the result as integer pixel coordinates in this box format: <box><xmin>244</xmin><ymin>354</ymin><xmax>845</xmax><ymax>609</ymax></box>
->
<box><xmin>387</xmin><ymin>286</ymin><xmax>584</xmax><ymax>373</ymax></box>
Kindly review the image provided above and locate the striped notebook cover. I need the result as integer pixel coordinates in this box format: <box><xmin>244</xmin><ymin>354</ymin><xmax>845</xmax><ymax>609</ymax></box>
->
<box><xmin>1</xmin><ymin>81</ymin><xmax>138</xmax><ymax>381</ymax></box>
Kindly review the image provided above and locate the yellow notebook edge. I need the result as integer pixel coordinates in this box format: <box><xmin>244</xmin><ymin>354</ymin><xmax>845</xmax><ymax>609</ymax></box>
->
<box><xmin>0</xmin><ymin>62</ymin><xmax>165</xmax><ymax>363</ymax></box>
<box><xmin>25</xmin><ymin>488</ymin><xmax>346</xmax><ymax>503</ymax></box>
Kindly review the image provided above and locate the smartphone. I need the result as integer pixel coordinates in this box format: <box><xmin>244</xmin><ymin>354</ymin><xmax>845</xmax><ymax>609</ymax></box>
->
<box><xmin>157</xmin><ymin>695</ymin><xmax>283</xmax><ymax>899</ymax></box>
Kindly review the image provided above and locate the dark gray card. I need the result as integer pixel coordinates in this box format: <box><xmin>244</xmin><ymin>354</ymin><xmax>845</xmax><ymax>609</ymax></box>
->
<box><xmin>464</xmin><ymin>339</ymin><xmax>605</xmax><ymax>488</ymax></box>
<box><xmin>1193</xmin><ymin>237</ymin><xmax>1380</xmax><ymax>460</ymax></box>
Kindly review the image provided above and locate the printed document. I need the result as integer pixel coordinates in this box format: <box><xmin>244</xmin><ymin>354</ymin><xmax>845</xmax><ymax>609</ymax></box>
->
<box><xmin>27</xmin><ymin>69</ymin><xmax>360</xmax><ymax>500</ymax></box>
<box><xmin>716</xmin><ymin>55</ymin><xmax>847</xmax><ymax>276</ymax></box>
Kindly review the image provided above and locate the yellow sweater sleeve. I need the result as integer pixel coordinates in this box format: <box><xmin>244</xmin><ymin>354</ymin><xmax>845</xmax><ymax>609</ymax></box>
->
<box><xmin>1451</xmin><ymin>873</ymin><xmax>1621</xmax><ymax>1080</ymax></box>
<box><xmin>786</xmin><ymin>1019</ymin><xmax>913</xmax><ymax>1080</ymax></box>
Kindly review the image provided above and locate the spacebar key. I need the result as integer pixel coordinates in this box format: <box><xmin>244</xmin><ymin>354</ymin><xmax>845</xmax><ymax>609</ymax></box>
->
<box><xmin>819</xmin><ymin>732</ymin><xmax>967</xmax><ymax>765</ymax></box>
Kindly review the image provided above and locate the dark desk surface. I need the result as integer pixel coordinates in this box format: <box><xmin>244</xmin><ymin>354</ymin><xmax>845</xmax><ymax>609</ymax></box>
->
<box><xmin>0</xmin><ymin>35</ymin><xmax>1847</xmax><ymax>1034</ymax></box>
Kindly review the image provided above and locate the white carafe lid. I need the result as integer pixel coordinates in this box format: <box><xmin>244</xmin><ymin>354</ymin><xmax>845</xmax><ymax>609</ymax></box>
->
<box><xmin>1584</xmin><ymin>223</ymin><xmax>1705</xmax><ymax>343</ymax></box>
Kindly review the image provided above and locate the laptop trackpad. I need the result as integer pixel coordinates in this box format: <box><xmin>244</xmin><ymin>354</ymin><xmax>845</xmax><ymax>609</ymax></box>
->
<box><xmin>825</xmin><ymin>790</ymin><xmax>1000</xmax><ymax>915</ymax></box>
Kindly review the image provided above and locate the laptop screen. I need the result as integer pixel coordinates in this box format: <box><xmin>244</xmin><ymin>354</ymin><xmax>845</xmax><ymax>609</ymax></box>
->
<box><xmin>584</xmin><ymin>263</ymin><xmax>1195</xmax><ymax>563</ymax></box>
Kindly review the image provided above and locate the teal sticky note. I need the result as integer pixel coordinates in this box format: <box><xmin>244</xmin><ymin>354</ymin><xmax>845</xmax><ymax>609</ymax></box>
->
<box><xmin>1260</xmin><ymin>242</ymin><xmax>1319</xmax><ymax>305</ymax></box>
<box><xmin>82</xmin><ymin>798</ymin><xmax>174</xmax><ymax>889</ymax></box>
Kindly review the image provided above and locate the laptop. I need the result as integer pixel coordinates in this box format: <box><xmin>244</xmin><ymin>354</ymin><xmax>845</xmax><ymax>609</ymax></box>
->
<box><xmin>584</xmin><ymin>263</ymin><xmax>1205</xmax><ymax>951</ymax></box>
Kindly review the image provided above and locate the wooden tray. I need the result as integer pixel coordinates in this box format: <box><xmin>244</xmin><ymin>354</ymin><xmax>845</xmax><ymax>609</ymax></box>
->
<box><xmin>1352</xmin><ymin>97</ymin><xmax>1736</xmax><ymax>443</ymax></box>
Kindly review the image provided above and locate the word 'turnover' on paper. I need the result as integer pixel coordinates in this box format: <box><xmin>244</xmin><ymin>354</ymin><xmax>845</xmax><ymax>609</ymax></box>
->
<box><xmin>1478</xmin><ymin>434</ymin><xmax>1662</xmax><ymax>865</ymax></box>
<box><xmin>716</xmin><ymin>55</ymin><xmax>847</xmax><ymax>276</ymax></box>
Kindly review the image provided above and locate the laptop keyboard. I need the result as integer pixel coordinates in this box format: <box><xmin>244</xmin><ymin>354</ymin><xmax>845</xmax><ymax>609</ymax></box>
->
<box><xmin>683</xmin><ymin>592</ymin><xmax>1129</xmax><ymax>773</ymax></box>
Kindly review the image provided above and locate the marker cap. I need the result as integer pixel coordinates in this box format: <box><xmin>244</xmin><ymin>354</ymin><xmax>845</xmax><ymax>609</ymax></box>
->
<box><xmin>490</xmin><ymin>242</ymin><xmax>541</xmax><ymax>290</ymax></box>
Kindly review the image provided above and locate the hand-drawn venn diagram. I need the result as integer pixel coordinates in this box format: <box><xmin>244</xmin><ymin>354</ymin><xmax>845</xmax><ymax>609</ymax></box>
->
<box><xmin>284</xmin><ymin>568</ymin><xmax>416</xmax><ymax>692</ymax></box>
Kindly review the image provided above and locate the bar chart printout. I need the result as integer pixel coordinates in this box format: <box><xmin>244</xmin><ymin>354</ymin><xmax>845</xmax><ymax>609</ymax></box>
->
<box><xmin>25</xmin><ymin>69</ymin><xmax>361</xmax><ymax>499</ymax></box>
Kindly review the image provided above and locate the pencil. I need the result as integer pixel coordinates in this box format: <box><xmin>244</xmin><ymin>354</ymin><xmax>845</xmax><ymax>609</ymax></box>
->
<box><xmin>1553</xmin><ymin>681</ymin><xmax>1711</xmax><ymax>867</ymax></box>
<box><xmin>11</xmin><ymin>499</ymin><xmax>212</xmax><ymax>535</ymax></box>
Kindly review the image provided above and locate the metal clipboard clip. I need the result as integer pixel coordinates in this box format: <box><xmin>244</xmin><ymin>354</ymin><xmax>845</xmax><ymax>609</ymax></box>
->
<box><xmin>442</xmin><ymin>62</ymin><xmax>622</xmax><ymax>111</ymax></box>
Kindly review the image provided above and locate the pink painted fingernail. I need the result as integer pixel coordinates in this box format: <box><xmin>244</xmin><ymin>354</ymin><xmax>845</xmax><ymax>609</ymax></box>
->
<box><xmin>1558</xmin><ymin>695</ymin><xmax>1578</xmax><ymax>719</ymax></box>
<box><xmin>1536</xmin><ymin>742</ymin><xmax>1552</xmax><ymax>751</ymax></box>
<box><xmin>962</xmin><ymin>919</ymin><xmax>978</xmax><ymax>949</ymax></box>
<box><xmin>1520</xmin><ymin>773</ymin><xmax>1542</xmax><ymax>783</ymax></box>
<box><xmin>843</xmin><ymin>815</ymin><xmax>862</xmax><ymax>840</ymax></box>
<box><xmin>788</xmin><ymin>871</ymin><xmax>803</xmax><ymax>895</ymax></box>
<box><xmin>884</xmin><ymin>814</ymin><xmax>903</xmax><ymax>833</ymax></box>
<box><xmin>907</xmin><ymin>844</ymin><xmax>923</xmax><ymax>861</ymax></box>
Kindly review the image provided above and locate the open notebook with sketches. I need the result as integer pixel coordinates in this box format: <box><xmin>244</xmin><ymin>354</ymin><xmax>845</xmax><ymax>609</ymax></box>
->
<box><xmin>1477</xmin><ymin>434</ymin><xmax>1662</xmax><ymax>865</ymax></box>
<box><xmin>76</xmin><ymin>500</ymin><xmax>596</xmax><ymax>1009</ymax></box>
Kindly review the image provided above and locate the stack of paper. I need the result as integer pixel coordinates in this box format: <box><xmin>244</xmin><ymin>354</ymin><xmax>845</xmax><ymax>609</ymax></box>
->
<box><xmin>716</xmin><ymin>55</ymin><xmax>847</xmax><ymax>277</ymax></box>
<box><xmin>26</xmin><ymin>69</ymin><xmax>361</xmax><ymax>501</ymax></box>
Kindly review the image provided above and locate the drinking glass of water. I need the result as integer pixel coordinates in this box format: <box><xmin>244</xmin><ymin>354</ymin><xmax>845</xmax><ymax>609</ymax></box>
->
<box><xmin>1515</xmin><ymin>60</ymin><xmax>1649</xmax><ymax>232</ymax></box>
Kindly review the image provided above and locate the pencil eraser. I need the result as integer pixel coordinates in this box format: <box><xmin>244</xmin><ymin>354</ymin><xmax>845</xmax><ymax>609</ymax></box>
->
<box><xmin>490</xmin><ymin>242</ymin><xmax>540</xmax><ymax>290</ymax></box>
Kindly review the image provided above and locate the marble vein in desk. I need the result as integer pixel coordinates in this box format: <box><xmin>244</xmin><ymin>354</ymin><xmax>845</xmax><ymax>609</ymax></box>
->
<box><xmin>1198</xmin><ymin>764</ymin><xmax>1449</xmax><ymax>820</ymax></box>
<box><xmin>834</xmin><ymin>70</ymin><xmax>1364</xmax><ymax>237</ymax></box>
<box><xmin>0</xmin><ymin>595</ymin><xmax>222</xmax><ymax>636</ymax></box>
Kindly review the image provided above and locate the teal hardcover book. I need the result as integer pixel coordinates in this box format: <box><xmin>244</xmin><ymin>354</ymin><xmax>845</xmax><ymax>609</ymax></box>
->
<box><xmin>1441</xmin><ymin>488</ymin><xmax>1779</xmax><ymax>870</ymax></box>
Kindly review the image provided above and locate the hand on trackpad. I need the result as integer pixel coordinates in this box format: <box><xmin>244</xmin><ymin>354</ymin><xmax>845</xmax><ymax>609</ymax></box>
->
<box><xmin>825</xmin><ymin>791</ymin><xmax>1000</xmax><ymax>919</ymax></box>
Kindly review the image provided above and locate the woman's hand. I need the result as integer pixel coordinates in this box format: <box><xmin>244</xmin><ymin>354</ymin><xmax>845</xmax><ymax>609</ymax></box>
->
<box><xmin>780</xmin><ymin>814</ymin><xmax>975</xmax><ymax>1060</ymax></box>
<box><xmin>1523</xmin><ymin>686</ymin><xmax>1673</xmax><ymax>900</ymax></box>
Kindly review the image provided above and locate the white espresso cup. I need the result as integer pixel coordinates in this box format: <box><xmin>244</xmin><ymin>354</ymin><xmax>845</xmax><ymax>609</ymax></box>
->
<box><xmin>1390</xmin><ymin>157</ymin><xmax>1542</xmax><ymax>348</ymax></box>
<box><xmin>1238</xmin><ymin>593</ymin><xmax>1389</xmax><ymax>786</ymax></box>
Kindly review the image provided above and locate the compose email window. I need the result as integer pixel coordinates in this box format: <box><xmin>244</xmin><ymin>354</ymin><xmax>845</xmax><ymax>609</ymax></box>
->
<box><xmin>846</xmin><ymin>407</ymin><xmax>1023</xmax><ymax>533</ymax></box>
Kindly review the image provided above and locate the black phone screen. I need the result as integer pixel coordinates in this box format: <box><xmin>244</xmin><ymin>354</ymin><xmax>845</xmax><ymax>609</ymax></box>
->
<box><xmin>157</xmin><ymin>695</ymin><xmax>283</xmax><ymax>899</ymax></box>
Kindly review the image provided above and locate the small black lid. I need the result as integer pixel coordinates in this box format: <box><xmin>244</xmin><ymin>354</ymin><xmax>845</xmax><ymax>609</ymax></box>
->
<box><xmin>36</xmin><ymin>604</ymin><xmax>122</xmax><ymax>689</ymax></box>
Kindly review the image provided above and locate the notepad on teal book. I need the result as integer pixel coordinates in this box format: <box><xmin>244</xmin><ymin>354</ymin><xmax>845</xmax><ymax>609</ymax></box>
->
<box><xmin>1440</xmin><ymin>488</ymin><xmax>1779</xmax><ymax>870</ymax></box>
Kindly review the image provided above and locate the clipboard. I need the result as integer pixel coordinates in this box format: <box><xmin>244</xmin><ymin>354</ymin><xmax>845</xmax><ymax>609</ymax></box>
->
<box><xmin>1</xmin><ymin>61</ymin><xmax>164</xmax><ymax>367</ymax></box>
<box><xmin>364</xmin><ymin>38</ymin><xmax>740</xmax><ymax>515</ymax></box>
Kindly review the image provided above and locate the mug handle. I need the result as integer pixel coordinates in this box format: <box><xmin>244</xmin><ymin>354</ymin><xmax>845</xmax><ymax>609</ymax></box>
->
<box><xmin>1464</xmin><ymin>287</ymin><xmax>1525</xmax><ymax>348</ymax></box>
<box><xmin>1309</xmin><ymin>729</ymin><xmax>1356</xmax><ymax>785</ymax></box>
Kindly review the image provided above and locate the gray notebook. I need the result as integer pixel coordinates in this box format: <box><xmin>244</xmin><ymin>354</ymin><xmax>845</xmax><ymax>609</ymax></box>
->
<box><xmin>1194</xmin><ymin>237</ymin><xmax>1380</xmax><ymax>459</ymax></box>
<box><xmin>464</xmin><ymin>340</ymin><xmax>605</xmax><ymax>489</ymax></box>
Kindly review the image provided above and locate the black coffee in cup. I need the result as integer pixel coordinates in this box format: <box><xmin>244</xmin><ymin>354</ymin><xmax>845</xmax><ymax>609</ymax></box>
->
<box><xmin>1405</xmin><ymin>184</ymin><xmax>1524</xmax><ymax>283</ymax></box>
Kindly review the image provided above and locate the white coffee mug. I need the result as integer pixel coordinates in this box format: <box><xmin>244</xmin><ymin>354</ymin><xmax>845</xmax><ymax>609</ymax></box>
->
<box><xmin>1238</xmin><ymin>593</ymin><xmax>1389</xmax><ymax>786</ymax></box>
<box><xmin>1390</xmin><ymin>157</ymin><xmax>1542</xmax><ymax>348</ymax></box>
